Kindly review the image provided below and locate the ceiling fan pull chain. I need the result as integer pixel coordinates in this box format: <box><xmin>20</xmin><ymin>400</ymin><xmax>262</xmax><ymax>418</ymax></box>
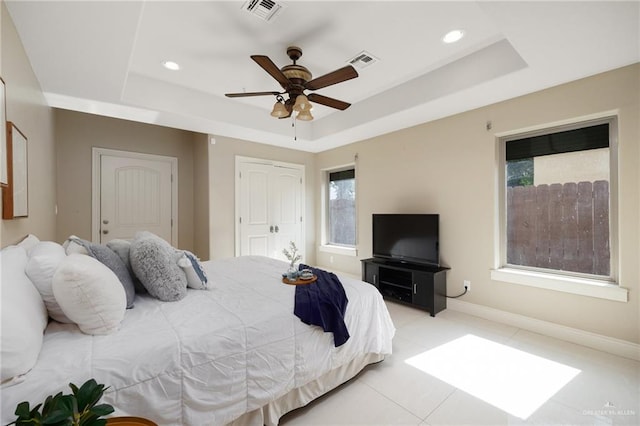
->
<box><xmin>293</xmin><ymin>115</ymin><xmax>297</xmax><ymax>141</ymax></box>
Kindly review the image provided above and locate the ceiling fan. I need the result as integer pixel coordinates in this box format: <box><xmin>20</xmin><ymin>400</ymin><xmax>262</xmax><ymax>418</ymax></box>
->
<box><xmin>225</xmin><ymin>46</ymin><xmax>358</xmax><ymax>121</ymax></box>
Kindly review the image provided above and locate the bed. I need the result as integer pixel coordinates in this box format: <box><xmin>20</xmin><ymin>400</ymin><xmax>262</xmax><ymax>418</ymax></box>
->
<box><xmin>1</xmin><ymin>252</ymin><xmax>395</xmax><ymax>425</ymax></box>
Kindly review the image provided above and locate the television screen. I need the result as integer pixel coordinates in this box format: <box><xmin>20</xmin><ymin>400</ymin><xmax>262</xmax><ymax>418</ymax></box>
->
<box><xmin>372</xmin><ymin>214</ymin><xmax>439</xmax><ymax>266</ymax></box>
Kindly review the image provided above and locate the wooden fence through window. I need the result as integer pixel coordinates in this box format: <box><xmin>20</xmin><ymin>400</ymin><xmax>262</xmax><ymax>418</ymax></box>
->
<box><xmin>329</xmin><ymin>198</ymin><xmax>356</xmax><ymax>246</ymax></box>
<box><xmin>507</xmin><ymin>180</ymin><xmax>610</xmax><ymax>276</ymax></box>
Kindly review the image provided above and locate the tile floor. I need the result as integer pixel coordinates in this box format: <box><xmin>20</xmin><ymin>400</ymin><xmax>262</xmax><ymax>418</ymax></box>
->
<box><xmin>280</xmin><ymin>301</ymin><xmax>640</xmax><ymax>425</ymax></box>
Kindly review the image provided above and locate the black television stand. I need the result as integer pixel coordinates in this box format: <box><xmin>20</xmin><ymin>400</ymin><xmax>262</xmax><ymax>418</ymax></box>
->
<box><xmin>361</xmin><ymin>258</ymin><xmax>449</xmax><ymax>316</ymax></box>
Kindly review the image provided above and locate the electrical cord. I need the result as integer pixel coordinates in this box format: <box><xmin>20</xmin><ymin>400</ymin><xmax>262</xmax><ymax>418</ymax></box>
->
<box><xmin>446</xmin><ymin>286</ymin><xmax>468</xmax><ymax>299</ymax></box>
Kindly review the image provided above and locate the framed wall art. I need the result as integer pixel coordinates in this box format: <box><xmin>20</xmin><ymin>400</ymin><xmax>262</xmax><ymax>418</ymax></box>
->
<box><xmin>0</xmin><ymin>77</ymin><xmax>7</xmax><ymax>186</ymax></box>
<box><xmin>2</xmin><ymin>122</ymin><xmax>28</xmax><ymax>219</ymax></box>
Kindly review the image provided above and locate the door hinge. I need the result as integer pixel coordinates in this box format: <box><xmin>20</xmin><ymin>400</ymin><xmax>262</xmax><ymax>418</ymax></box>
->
<box><xmin>300</xmin><ymin>177</ymin><xmax>302</xmax><ymax>184</ymax></box>
<box><xmin>239</xmin><ymin>217</ymin><xmax>242</xmax><ymax>224</ymax></box>
<box><xmin>171</xmin><ymin>174</ymin><xmax>174</xmax><ymax>183</ymax></box>
<box><xmin>171</xmin><ymin>218</ymin><xmax>173</xmax><ymax>227</ymax></box>
<box><xmin>300</xmin><ymin>216</ymin><xmax>303</xmax><ymax>222</ymax></box>
<box><xmin>239</xmin><ymin>171</ymin><xmax>242</xmax><ymax>179</ymax></box>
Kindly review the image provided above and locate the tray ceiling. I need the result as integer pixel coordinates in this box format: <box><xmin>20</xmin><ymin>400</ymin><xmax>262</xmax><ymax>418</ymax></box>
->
<box><xmin>5</xmin><ymin>1</ymin><xmax>639</xmax><ymax>152</ymax></box>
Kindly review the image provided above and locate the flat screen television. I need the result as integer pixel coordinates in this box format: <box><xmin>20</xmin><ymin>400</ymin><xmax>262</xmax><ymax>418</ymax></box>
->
<box><xmin>372</xmin><ymin>214</ymin><xmax>439</xmax><ymax>267</ymax></box>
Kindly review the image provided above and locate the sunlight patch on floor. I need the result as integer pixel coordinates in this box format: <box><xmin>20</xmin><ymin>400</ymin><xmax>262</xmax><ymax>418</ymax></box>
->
<box><xmin>405</xmin><ymin>334</ymin><xmax>581</xmax><ymax>419</ymax></box>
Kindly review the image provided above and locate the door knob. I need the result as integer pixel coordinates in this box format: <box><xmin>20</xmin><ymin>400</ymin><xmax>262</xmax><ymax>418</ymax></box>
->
<box><xmin>275</xmin><ymin>225</ymin><xmax>279</xmax><ymax>233</ymax></box>
<box><xmin>270</xmin><ymin>225</ymin><xmax>274</xmax><ymax>233</ymax></box>
<box><xmin>102</xmin><ymin>219</ymin><xmax>109</xmax><ymax>224</ymax></box>
<box><xmin>102</xmin><ymin>230</ymin><xmax>109</xmax><ymax>235</ymax></box>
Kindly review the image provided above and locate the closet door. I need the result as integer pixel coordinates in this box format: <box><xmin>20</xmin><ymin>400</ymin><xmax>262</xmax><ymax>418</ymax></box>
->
<box><xmin>238</xmin><ymin>162</ymin><xmax>273</xmax><ymax>257</ymax></box>
<box><xmin>271</xmin><ymin>166</ymin><xmax>302</xmax><ymax>260</ymax></box>
<box><xmin>237</xmin><ymin>160</ymin><xmax>303</xmax><ymax>261</ymax></box>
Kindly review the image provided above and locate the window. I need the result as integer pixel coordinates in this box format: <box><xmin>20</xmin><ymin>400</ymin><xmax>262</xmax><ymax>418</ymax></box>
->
<box><xmin>327</xmin><ymin>168</ymin><xmax>356</xmax><ymax>247</ymax></box>
<box><xmin>497</xmin><ymin>118</ymin><xmax>619</xmax><ymax>290</ymax></box>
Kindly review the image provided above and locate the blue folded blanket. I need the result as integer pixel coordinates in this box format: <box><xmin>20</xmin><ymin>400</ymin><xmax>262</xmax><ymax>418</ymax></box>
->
<box><xmin>294</xmin><ymin>264</ymin><xmax>350</xmax><ymax>347</ymax></box>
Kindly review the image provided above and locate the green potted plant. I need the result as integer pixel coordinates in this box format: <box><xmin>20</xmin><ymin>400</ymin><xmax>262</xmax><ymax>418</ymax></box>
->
<box><xmin>7</xmin><ymin>379</ymin><xmax>114</xmax><ymax>426</ymax></box>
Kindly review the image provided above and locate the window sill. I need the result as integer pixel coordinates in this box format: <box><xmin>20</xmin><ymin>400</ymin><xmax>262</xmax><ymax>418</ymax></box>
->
<box><xmin>490</xmin><ymin>268</ymin><xmax>627</xmax><ymax>302</ymax></box>
<box><xmin>319</xmin><ymin>244</ymin><xmax>358</xmax><ymax>257</ymax></box>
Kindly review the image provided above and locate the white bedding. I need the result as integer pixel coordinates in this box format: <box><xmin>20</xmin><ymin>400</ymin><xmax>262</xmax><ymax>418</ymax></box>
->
<box><xmin>1</xmin><ymin>256</ymin><xmax>395</xmax><ymax>425</ymax></box>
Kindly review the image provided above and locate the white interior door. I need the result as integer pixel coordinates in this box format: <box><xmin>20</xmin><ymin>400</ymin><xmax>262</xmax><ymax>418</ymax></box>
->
<box><xmin>97</xmin><ymin>151</ymin><xmax>175</xmax><ymax>244</ymax></box>
<box><xmin>271</xmin><ymin>166</ymin><xmax>302</xmax><ymax>259</ymax></box>
<box><xmin>237</xmin><ymin>159</ymin><xmax>303</xmax><ymax>261</ymax></box>
<box><xmin>239</xmin><ymin>163</ymin><xmax>272</xmax><ymax>257</ymax></box>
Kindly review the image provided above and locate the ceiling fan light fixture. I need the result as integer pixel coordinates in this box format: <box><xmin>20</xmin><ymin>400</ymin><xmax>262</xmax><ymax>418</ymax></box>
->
<box><xmin>270</xmin><ymin>100</ymin><xmax>288</xmax><ymax>118</ymax></box>
<box><xmin>293</xmin><ymin>94</ymin><xmax>312</xmax><ymax>112</ymax></box>
<box><xmin>296</xmin><ymin>109</ymin><xmax>313</xmax><ymax>121</ymax></box>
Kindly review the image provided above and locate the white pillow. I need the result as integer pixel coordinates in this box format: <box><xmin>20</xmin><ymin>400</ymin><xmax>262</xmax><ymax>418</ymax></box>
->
<box><xmin>62</xmin><ymin>235</ymin><xmax>89</xmax><ymax>255</ymax></box>
<box><xmin>177</xmin><ymin>251</ymin><xmax>209</xmax><ymax>290</ymax></box>
<box><xmin>52</xmin><ymin>254</ymin><xmax>126</xmax><ymax>335</ymax></box>
<box><xmin>17</xmin><ymin>234</ymin><xmax>40</xmax><ymax>254</ymax></box>
<box><xmin>0</xmin><ymin>245</ymin><xmax>48</xmax><ymax>385</ymax></box>
<box><xmin>25</xmin><ymin>241</ymin><xmax>72</xmax><ymax>323</ymax></box>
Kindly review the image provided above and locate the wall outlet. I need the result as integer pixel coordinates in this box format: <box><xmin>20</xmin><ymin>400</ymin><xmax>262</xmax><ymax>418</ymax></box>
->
<box><xmin>464</xmin><ymin>280</ymin><xmax>471</xmax><ymax>291</ymax></box>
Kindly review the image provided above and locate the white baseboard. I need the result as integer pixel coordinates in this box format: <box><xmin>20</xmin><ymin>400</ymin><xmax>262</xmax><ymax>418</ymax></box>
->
<box><xmin>447</xmin><ymin>299</ymin><xmax>640</xmax><ymax>362</ymax></box>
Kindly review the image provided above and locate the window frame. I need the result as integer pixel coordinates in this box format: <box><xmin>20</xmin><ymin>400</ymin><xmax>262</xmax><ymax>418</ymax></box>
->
<box><xmin>493</xmin><ymin>114</ymin><xmax>627</xmax><ymax>302</ymax></box>
<box><xmin>320</xmin><ymin>163</ymin><xmax>358</xmax><ymax>256</ymax></box>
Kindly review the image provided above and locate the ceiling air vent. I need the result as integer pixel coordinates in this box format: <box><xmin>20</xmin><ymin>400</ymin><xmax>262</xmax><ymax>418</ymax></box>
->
<box><xmin>348</xmin><ymin>51</ymin><xmax>379</xmax><ymax>69</ymax></box>
<box><xmin>241</xmin><ymin>0</ymin><xmax>285</xmax><ymax>22</ymax></box>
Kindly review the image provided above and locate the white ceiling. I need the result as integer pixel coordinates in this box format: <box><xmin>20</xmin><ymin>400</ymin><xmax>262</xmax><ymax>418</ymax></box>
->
<box><xmin>5</xmin><ymin>1</ymin><xmax>639</xmax><ymax>153</ymax></box>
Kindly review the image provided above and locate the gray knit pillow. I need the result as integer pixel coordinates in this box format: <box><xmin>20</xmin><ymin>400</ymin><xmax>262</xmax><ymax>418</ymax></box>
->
<box><xmin>130</xmin><ymin>232</ymin><xmax>187</xmax><ymax>302</ymax></box>
<box><xmin>106</xmin><ymin>239</ymin><xmax>146</xmax><ymax>294</ymax></box>
<box><xmin>73</xmin><ymin>239</ymin><xmax>136</xmax><ymax>308</ymax></box>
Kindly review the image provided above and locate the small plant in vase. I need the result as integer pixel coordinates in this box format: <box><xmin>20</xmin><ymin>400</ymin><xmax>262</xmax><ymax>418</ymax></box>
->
<box><xmin>8</xmin><ymin>379</ymin><xmax>114</xmax><ymax>426</ymax></box>
<box><xmin>282</xmin><ymin>241</ymin><xmax>301</xmax><ymax>281</ymax></box>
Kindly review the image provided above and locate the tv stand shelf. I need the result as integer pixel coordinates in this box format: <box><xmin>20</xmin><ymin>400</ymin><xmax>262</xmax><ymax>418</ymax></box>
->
<box><xmin>361</xmin><ymin>258</ymin><xmax>449</xmax><ymax>316</ymax></box>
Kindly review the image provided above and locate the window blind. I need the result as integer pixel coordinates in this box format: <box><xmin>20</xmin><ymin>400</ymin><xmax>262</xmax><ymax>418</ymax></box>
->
<box><xmin>329</xmin><ymin>169</ymin><xmax>355</xmax><ymax>181</ymax></box>
<box><xmin>506</xmin><ymin>123</ymin><xmax>609</xmax><ymax>161</ymax></box>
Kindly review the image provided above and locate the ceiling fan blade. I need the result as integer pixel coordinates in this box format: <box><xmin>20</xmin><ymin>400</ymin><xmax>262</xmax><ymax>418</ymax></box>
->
<box><xmin>307</xmin><ymin>93</ymin><xmax>351</xmax><ymax>110</ymax></box>
<box><xmin>305</xmin><ymin>65</ymin><xmax>358</xmax><ymax>91</ymax></box>
<box><xmin>225</xmin><ymin>91</ymin><xmax>280</xmax><ymax>98</ymax></box>
<box><xmin>251</xmin><ymin>55</ymin><xmax>290</xmax><ymax>88</ymax></box>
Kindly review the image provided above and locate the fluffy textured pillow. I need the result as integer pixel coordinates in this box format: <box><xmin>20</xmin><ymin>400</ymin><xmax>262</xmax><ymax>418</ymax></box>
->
<box><xmin>1</xmin><ymin>246</ymin><xmax>48</xmax><ymax>385</ymax></box>
<box><xmin>177</xmin><ymin>251</ymin><xmax>209</xmax><ymax>290</ymax></box>
<box><xmin>106</xmin><ymin>239</ymin><xmax>145</xmax><ymax>294</ymax></box>
<box><xmin>72</xmin><ymin>238</ymin><xmax>135</xmax><ymax>308</ymax></box>
<box><xmin>62</xmin><ymin>235</ymin><xmax>88</xmax><ymax>255</ymax></box>
<box><xmin>130</xmin><ymin>232</ymin><xmax>187</xmax><ymax>302</ymax></box>
<box><xmin>25</xmin><ymin>241</ymin><xmax>73</xmax><ymax>323</ymax></box>
<box><xmin>52</xmin><ymin>254</ymin><xmax>126</xmax><ymax>335</ymax></box>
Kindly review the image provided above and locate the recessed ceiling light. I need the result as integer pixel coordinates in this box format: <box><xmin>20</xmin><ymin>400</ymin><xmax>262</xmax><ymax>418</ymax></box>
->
<box><xmin>443</xmin><ymin>30</ymin><xmax>465</xmax><ymax>44</ymax></box>
<box><xmin>162</xmin><ymin>60</ymin><xmax>180</xmax><ymax>71</ymax></box>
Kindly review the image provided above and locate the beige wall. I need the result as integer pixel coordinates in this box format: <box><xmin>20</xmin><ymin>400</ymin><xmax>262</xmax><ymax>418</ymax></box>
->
<box><xmin>193</xmin><ymin>133</ymin><xmax>210</xmax><ymax>260</ymax></box>
<box><xmin>208</xmin><ymin>135</ymin><xmax>316</xmax><ymax>264</ymax></box>
<box><xmin>0</xmin><ymin>1</ymin><xmax>56</xmax><ymax>246</ymax></box>
<box><xmin>55</xmin><ymin>110</ymin><xmax>197</xmax><ymax>252</ymax></box>
<box><xmin>315</xmin><ymin>64</ymin><xmax>639</xmax><ymax>344</ymax></box>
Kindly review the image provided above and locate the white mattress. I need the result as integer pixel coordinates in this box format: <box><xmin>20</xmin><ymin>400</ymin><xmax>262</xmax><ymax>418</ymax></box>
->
<box><xmin>1</xmin><ymin>256</ymin><xmax>395</xmax><ymax>425</ymax></box>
